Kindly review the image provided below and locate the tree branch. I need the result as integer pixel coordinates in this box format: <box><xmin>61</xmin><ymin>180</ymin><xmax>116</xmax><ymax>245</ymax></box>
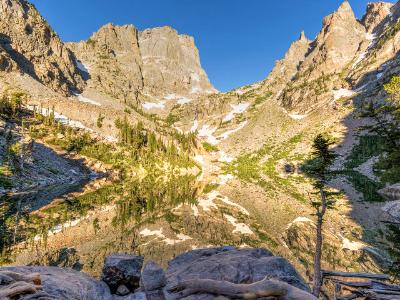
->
<box><xmin>167</xmin><ymin>276</ymin><xmax>317</xmax><ymax>300</ymax></box>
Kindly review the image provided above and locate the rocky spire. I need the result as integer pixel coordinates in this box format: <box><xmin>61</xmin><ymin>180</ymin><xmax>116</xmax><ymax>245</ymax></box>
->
<box><xmin>337</xmin><ymin>1</ymin><xmax>353</xmax><ymax>14</ymax></box>
<box><xmin>299</xmin><ymin>31</ymin><xmax>307</xmax><ymax>41</ymax></box>
<box><xmin>322</xmin><ymin>1</ymin><xmax>357</xmax><ymax>28</ymax></box>
<box><xmin>362</xmin><ymin>2</ymin><xmax>393</xmax><ymax>33</ymax></box>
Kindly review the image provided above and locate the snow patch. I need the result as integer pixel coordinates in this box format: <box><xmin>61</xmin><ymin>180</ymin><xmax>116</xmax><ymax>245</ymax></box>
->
<box><xmin>218</xmin><ymin>151</ymin><xmax>234</xmax><ymax>163</ymax></box>
<box><xmin>217</xmin><ymin>173</ymin><xmax>234</xmax><ymax>185</ymax></box>
<box><xmin>197</xmin><ymin>190</ymin><xmax>219</xmax><ymax>212</ymax></box>
<box><xmin>366</xmin><ymin>32</ymin><xmax>376</xmax><ymax>41</ymax></box>
<box><xmin>163</xmin><ymin>233</ymin><xmax>192</xmax><ymax>245</ymax></box>
<box><xmin>224</xmin><ymin>214</ymin><xmax>253</xmax><ymax>235</ymax></box>
<box><xmin>34</xmin><ymin>217</ymin><xmax>87</xmax><ymax>241</ymax></box>
<box><xmin>27</xmin><ymin>106</ymin><xmax>93</xmax><ymax>132</ymax></box>
<box><xmin>177</xmin><ymin>96</ymin><xmax>192</xmax><ymax>105</ymax></box>
<box><xmin>143</xmin><ymin>101</ymin><xmax>166</xmax><ymax>110</ymax></box>
<box><xmin>286</xmin><ymin>216</ymin><xmax>314</xmax><ymax>229</ymax></box>
<box><xmin>76</xmin><ymin>60</ymin><xmax>89</xmax><ymax>73</ymax></box>
<box><xmin>288</xmin><ymin>113</ymin><xmax>307</xmax><ymax>120</ymax></box>
<box><xmin>194</xmin><ymin>155</ymin><xmax>205</xmax><ymax>166</ymax></box>
<box><xmin>218</xmin><ymin>121</ymin><xmax>248</xmax><ymax>140</ymax></box>
<box><xmin>198</xmin><ymin>125</ymin><xmax>218</xmax><ymax>145</ymax></box>
<box><xmin>342</xmin><ymin>237</ymin><xmax>367</xmax><ymax>251</ymax></box>
<box><xmin>164</xmin><ymin>94</ymin><xmax>192</xmax><ymax>105</ymax></box>
<box><xmin>74</xmin><ymin>94</ymin><xmax>101</xmax><ymax>106</ymax></box>
<box><xmin>333</xmin><ymin>89</ymin><xmax>355</xmax><ymax>101</ymax></box>
<box><xmin>140</xmin><ymin>228</ymin><xmax>192</xmax><ymax>245</ymax></box>
<box><xmin>351</xmin><ymin>52</ymin><xmax>367</xmax><ymax>69</ymax></box>
<box><xmin>220</xmin><ymin>197</ymin><xmax>249</xmax><ymax>215</ymax></box>
<box><xmin>223</xmin><ymin>103</ymin><xmax>250</xmax><ymax>123</ymax></box>
<box><xmin>140</xmin><ymin>228</ymin><xmax>164</xmax><ymax>238</ymax></box>
<box><xmin>189</xmin><ymin>120</ymin><xmax>199</xmax><ymax>133</ymax></box>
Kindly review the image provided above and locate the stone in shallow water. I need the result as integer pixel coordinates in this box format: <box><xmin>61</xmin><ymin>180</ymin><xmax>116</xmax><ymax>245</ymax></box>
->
<box><xmin>101</xmin><ymin>254</ymin><xmax>144</xmax><ymax>294</ymax></box>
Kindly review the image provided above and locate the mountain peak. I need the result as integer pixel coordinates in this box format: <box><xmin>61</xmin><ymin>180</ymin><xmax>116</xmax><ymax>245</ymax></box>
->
<box><xmin>362</xmin><ymin>2</ymin><xmax>393</xmax><ymax>32</ymax></box>
<box><xmin>325</xmin><ymin>1</ymin><xmax>357</xmax><ymax>23</ymax></box>
<box><xmin>337</xmin><ymin>1</ymin><xmax>353</xmax><ymax>15</ymax></box>
<box><xmin>299</xmin><ymin>31</ymin><xmax>307</xmax><ymax>41</ymax></box>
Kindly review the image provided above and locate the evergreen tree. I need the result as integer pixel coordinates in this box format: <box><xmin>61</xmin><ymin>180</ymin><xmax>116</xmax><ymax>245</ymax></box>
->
<box><xmin>307</xmin><ymin>134</ymin><xmax>336</xmax><ymax>297</ymax></box>
<box><xmin>362</xmin><ymin>75</ymin><xmax>400</xmax><ymax>182</ymax></box>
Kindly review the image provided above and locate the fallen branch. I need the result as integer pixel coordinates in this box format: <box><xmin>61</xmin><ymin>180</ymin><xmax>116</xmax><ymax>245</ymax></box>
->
<box><xmin>322</xmin><ymin>270</ymin><xmax>390</xmax><ymax>280</ymax></box>
<box><xmin>167</xmin><ymin>276</ymin><xmax>317</xmax><ymax>300</ymax></box>
<box><xmin>0</xmin><ymin>281</ymin><xmax>41</xmax><ymax>299</ymax></box>
<box><xmin>0</xmin><ymin>271</ymin><xmax>41</xmax><ymax>285</ymax></box>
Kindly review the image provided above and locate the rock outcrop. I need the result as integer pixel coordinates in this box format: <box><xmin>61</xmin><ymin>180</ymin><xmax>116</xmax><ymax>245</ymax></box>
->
<box><xmin>0</xmin><ymin>0</ymin><xmax>84</xmax><ymax>95</ymax></box>
<box><xmin>166</xmin><ymin>246</ymin><xmax>310</xmax><ymax>299</ymax></box>
<box><xmin>264</xmin><ymin>31</ymin><xmax>311</xmax><ymax>94</ymax></box>
<box><xmin>279</xmin><ymin>1</ymin><xmax>366</xmax><ymax>111</ymax></box>
<box><xmin>361</xmin><ymin>2</ymin><xmax>393</xmax><ymax>33</ymax></box>
<box><xmin>0</xmin><ymin>247</ymin><xmax>312</xmax><ymax>299</ymax></box>
<box><xmin>102</xmin><ymin>254</ymin><xmax>144</xmax><ymax>294</ymax></box>
<box><xmin>66</xmin><ymin>24</ymin><xmax>144</xmax><ymax>107</ymax></box>
<box><xmin>67</xmin><ymin>24</ymin><xmax>215</xmax><ymax>107</ymax></box>
<box><xmin>139</xmin><ymin>26</ymin><xmax>215</xmax><ymax>97</ymax></box>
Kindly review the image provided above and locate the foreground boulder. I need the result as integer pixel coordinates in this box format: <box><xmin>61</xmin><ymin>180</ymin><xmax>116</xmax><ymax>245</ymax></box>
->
<box><xmin>0</xmin><ymin>266</ymin><xmax>112</xmax><ymax>300</ymax></box>
<box><xmin>102</xmin><ymin>254</ymin><xmax>144</xmax><ymax>294</ymax></box>
<box><xmin>166</xmin><ymin>247</ymin><xmax>310</xmax><ymax>299</ymax></box>
<box><xmin>0</xmin><ymin>247</ymin><xmax>313</xmax><ymax>299</ymax></box>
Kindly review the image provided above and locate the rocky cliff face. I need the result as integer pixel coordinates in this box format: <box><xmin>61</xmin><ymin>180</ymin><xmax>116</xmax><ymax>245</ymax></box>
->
<box><xmin>277</xmin><ymin>1</ymin><xmax>367</xmax><ymax>111</ymax></box>
<box><xmin>0</xmin><ymin>0</ymin><xmax>84</xmax><ymax>96</ymax></box>
<box><xmin>139</xmin><ymin>26</ymin><xmax>215</xmax><ymax>97</ymax></box>
<box><xmin>362</xmin><ymin>2</ymin><xmax>393</xmax><ymax>33</ymax></box>
<box><xmin>68</xmin><ymin>24</ymin><xmax>215</xmax><ymax>107</ymax></box>
<box><xmin>66</xmin><ymin>24</ymin><xmax>144</xmax><ymax>106</ymax></box>
<box><xmin>264</xmin><ymin>31</ymin><xmax>311</xmax><ymax>95</ymax></box>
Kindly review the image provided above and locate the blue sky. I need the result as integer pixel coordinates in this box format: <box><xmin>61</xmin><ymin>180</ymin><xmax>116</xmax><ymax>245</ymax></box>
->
<box><xmin>30</xmin><ymin>0</ymin><xmax>394</xmax><ymax>92</ymax></box>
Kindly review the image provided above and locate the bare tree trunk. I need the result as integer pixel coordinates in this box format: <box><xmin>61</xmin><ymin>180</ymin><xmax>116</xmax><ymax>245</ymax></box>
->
<box><xmin>313</xmin><ymin>188</ymin><xmax>327</xmax><ymax>297</ymax></box>
<box><xmin>168</xmin><ymin>276</ymin><xmax>318</xmax><ymax>300</ymax></box>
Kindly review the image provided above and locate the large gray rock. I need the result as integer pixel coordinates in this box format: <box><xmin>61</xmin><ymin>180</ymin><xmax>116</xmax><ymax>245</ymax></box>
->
<box><xmin>2</xmin><ymin>266</ymin><xmax>112</xmax><ymax>300</ymax></box>
<box><xmin>1</xmin><ymin>248</ymin><xmax>312</xmax><ymax>300</ymax></box>
<box><xmin>102</xmin><ymin>254</ymin><xmax>144</xmax><ymax>294</ymax></box>
<box><xmin>165</xmin><ymin>247</ymin><xmax>310</xmax><ymax>300</ymax></box>
<box><xmin>140</xmin><ymin>261</ymin><xmax>166</xmax><ymax>292</ymax></box>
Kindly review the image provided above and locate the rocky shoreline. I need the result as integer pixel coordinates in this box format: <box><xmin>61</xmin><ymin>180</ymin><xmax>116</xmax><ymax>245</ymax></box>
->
<box><xmin>0</xmin><ymin>247</ymin><xmax>314</xmax><ymax>299</ymax></box>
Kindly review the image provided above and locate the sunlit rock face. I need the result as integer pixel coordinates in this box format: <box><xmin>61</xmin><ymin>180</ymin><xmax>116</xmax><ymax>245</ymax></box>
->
<box><xmin>139</xmin><ymin>26</ymin><xmax>216</xmax><ymax>97</ymax></box>
<box><xmin>278</xmin><ymin>1</ymin><xmax>367</xmax><ymax>111</ymax></box>
<box><xmin>67</xmin><ymin>24</ymin><xmax>215</xmax><ymax>107</ymax></box>
<box><xmin>361</xmin><ymin>2</ymin><xmax>393</xmax><ymax>33</ymax></box>
<box><xmin>67</xmin><ymin>23</ymin><xmax>144</xmax><ymax>106</ymax></box>
<box><xmin>263</xmin><ymin>31</ymin><xmax>311</xmax><ymax>95</ymax></box>
<box><xmin>0</xmin><ymin>0</ymin><xmax>84</xmax><ymax>95</ymax></box>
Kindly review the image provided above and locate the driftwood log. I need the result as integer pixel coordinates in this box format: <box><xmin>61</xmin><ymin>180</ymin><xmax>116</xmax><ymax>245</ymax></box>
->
<box><xmin>322</xmin><ymin>270</ymin><xmax>400</xmax><ymax>300</ymax></box>
<box><xmin>321</xmin><ymin>271</ymin><xmax>390</xmax><ymax>281</ymax></box>
<box><xmin>167</xmin><ymin>276</ymin><xmax>317</xmax><ymax>300</ymax></box>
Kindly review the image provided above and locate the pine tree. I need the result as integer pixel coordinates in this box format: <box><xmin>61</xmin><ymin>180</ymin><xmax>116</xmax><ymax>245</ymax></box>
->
<box><xmin>362</xmin><ymin>75</ymin><xmax>400</xmax><ymax>182</ymax></box>
<box><xmin>308</xmin><ymin>134</ymin><xmax>336</xmax><ymax>297</ymax></box>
